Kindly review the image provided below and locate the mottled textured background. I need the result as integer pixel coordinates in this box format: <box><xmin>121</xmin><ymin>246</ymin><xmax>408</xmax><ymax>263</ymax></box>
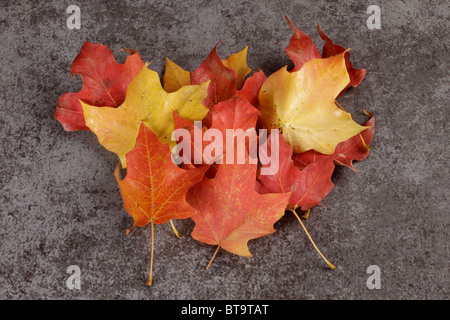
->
<box><xmin>0</xmin><ymin>0</ymin><xmax>448</xmax><ymax>300</ymax></box>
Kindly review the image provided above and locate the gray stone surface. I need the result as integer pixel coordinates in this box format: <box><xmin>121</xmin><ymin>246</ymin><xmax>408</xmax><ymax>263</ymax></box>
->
<box><xmin>0</xmin><ymin>0</ymin><xmax>448</xmax><ymax>300</ymax></box>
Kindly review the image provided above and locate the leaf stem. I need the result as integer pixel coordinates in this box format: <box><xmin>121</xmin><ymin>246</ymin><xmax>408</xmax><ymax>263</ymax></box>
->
<box><xmin>290</xmin><ymin>209</ymin><xmax>336</xmax><ymax>270</ymax></box>
<box><xmin>358</xmin><ymin>133</ymin><xmax>371</xmax><ymax>151</ymax></box>
<box><xmin>147</xmin><ymin>221</ymin><xmax>155</xmax><ymax>286</ymax></box>
<box><xmin>206</xmin><ymin>245</ymin><xmax>220</xmax><ymax>270</ymax></box>
<box><xmin>169</xmin><ymin>219</ymin><xmax>181</xmax><ymax>238</ymax></box>
<box><xmin>334</xmin><ymin>100</ymin><xmax>346</xmax><ymax>112</ymax></box>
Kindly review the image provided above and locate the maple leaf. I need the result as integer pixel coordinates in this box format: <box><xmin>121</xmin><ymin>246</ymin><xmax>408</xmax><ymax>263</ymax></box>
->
<box><xmin>164</xmin><ymin>45</ymin><xmax>239</xmax><ymax>110</ymax></box>
<box><xmin>164</xmin><ymin>45</ymin><xmax>238</xmax><ymax>127</ymax></box>
<box><xmin>173</xmin><ymin>98</ymin><xmax>260</xmax><ymax>176</ymax></box>
<box><xmin>207</xmin><ymin>98</ymin><xmax>261</xmax><ymax>166</ymax></box>
<box><xmin>115</xmin><ymin>123</ymin><xmax>208</xmax><ymax>285</ymax></box>
<box><xmin>163</xmin><ymin>57</ymin><xmax>191</xmax><ymax>93</ymax></box>
<box><xmin>293</xmin><ymin>112</ymin><xmax>375</xmax><ymax>171</ymax></box>
<box><xmin>186</xmin><ymin>99</ymin><xmax>290</xmax><ymax>262</ymax></box>
<box><xmin>163</xmin><ymin>45</ymin><xmax>257</xmax><ymax>127</ymax></box>
<box><xmin>284</xmin><ymin>16</ymin><xmax>321</xmax><ymax>71</ymax></box>
<box><xmin>188</xmin><ymin>162</ymin><xmax>290</xmax><ymax>260</ymax></box>
<box><xmin>55</xmin><ymin>42</ymin><xmax>144</xmax><ymax>131</ymax></box>
<box><xmin>236</xmin><ymin>69</ymin><xmax>267</xmax><ymax>109</ymax></box>
<box><xmin>221</xmin><ymin>46</ymin><xmax>252</xmax><ymax>89</ymax></box>
<box><xmin>256</xmin><ymin>133</ymin><xmax>335</xmax><ymax>211</ymax></box>
<box><xmin>259</xmin><ymin>52</ymin><xmax>367</xmax><ymax>155</ymax></box>
<box><xmin>256</xmin><ymin>132</ymin><xmax>336</xmax><ymax>269</ymax></box>
<box><xmin>288</xmin><ymin>157</ymin><xmax>335</xmax><ymax>211</ymax></box>
<box><xmin>82</xmin><ymin>65</ymin><xmax>209</xmax><ymax>167</ymax></box>
<box><xmin>190</xmin><ymin>44</ymin><xmax>238</xmax><ymax>111</ymax></box>
<box><xmin>318</xmin><ymin>25</ymin><xmax>367</xmax><ymax>96</ymax></box>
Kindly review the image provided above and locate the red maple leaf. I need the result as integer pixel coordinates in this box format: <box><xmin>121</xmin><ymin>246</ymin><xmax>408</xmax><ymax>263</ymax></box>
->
<box><xmin>284</xmin><ymin>16</ymin><xmax>321</xmax><ymax>71</ymax></box>
<box><xmin>55</xmin><ymin>42</ymin><xmax>144</xmax><ymax>131</ymax></box>
<box><xmin>191</xmin><ymin>44</ymin><xmax>238</xmax><ymax>126</ymax></box>
<box><xmin>256</xmin><ymin>132</ymin><xmax>335</xmax><ymax>211</ymax></box>
<box><xmin>237</xmin><ymin>69</ymin><xmax>267</xmax><ymax>110</ymax></box>
<box><xmin>255</xmin><ymin>132</ymin><xmax>337</xmax><ymax>269</ymax></box>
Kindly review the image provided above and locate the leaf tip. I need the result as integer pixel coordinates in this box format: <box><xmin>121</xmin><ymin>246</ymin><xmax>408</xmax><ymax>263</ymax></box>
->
<box><xmin>120</xmin><ymin>48</ymin><xmax>137</xmax><ymax>55</ymax></box>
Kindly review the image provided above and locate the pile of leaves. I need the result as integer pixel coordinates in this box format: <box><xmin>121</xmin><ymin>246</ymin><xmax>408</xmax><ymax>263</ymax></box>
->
<box><xmin>55</xmin><ymin>17</ymin><xmax>375</xmax><ymax>286</ymax></box>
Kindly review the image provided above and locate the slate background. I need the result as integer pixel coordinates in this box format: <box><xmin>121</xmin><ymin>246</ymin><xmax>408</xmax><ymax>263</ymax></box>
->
<box><xmin>0</xmin><ymin>0</ymin><xmax>448</xmax><ymax>300</ymax></box>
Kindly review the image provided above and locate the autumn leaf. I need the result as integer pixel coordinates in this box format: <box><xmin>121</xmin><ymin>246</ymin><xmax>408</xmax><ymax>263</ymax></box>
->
<box><xmin>164</xmin><ymin>44</ymin><xmax>239</xmax><ymax>110</ymax></box>
<box><xmin>284</xmin><ymin>17</ymin><xmax>366</xmax><ymax>95</ymax></box>
<box><xmin>208</xmin><ymin>98</ymin><xmax>260</xmax><ymax>146</ymax></box>
<box><xmin>256</xmin><ymin>132</ymin><xmax>335</xmax><ymax>211</ymax></box>
<box><xmin>163</xmin><ymin>57</ymin><xmax>191</xmax><ymax>93</ymax></box>
<box><xmin>208</xmin><ymin>98</ymin><xmax>261</xmax><ymax>166</ymax></box>
<box><xmin>115</xmin><ymin>122</ymin><xmax>208</xmax><ymax>285</ymax></box>
<box><xmin>259</xmin><ymin>52</ymin><xmax>367</xmax><ymax>155</ymax></box>
<box><xmin>284</xmin><ymin>16</ymin><xmax>321</xmax><ymax>71</ymax></box>
<box><xmin>188</xmin><ymin>161</ymin><xmax>290</xmax><ymax>260</ymax></box>
<box><xmin>292</xmin><ymin>150</ymin><xmax>329</xmax><ymax>170</ymax></box>
<box><xmin>255</xmin><ymin>132</ymin><xmax>302</xmax><ymax>201</ymax></box>
<box><xmin>163</xmin><ymin>45</ymin><xmax>238</xmax><ymax>127</ymax></box>
<box><xmin>173</xmin><ymin>98</ymin><xmax>260</xmax><ymax>174</ymax></box>
<box><xmin>55</xmin><ymin>42</ymin><xmax>144</xmax><ymax>131</ymax></box>
<box><xmin>256</xmin><ymin>132</ymin><xmax>336</xmax><ymax>269</ymax></box>
<box><xmin>116</xmin><ymin>122</ymin><xmax>208</xmax><ymax>229</ymax></box>
<box><xmin>318</xmin><ymin>25</ymin><xmax>367</xmax><ymax>95</ymax></box>
<box><xmin>289</xmin><ymin>157</ymin><xmax>335</xmax><ymax>211</ymax></box>
<box><xmin>82</xmin><ymin>65</ymin><xmax>209</xmax><ymax>167</ymax></box>
<box><xmin>190</xmin><ymin>44</ymin><xmax>237</xmax><ymax>110</ymax></box>
<box><xmin>186</xmin><ymin>99</ymin><xmax>290</xmax><ymax>262</ymax></box>
<box><xmin>221</xmin><ymin>46</ymin><xmax>252</xmax><ymax>89</ymax></box>
<box><xmin>236</xmin><ymin>69</ymin><xmax>267</xmax><ymax>110</ymax></box>
<box><xmin>293</xmin><ymin>112</ymin><xmax>375</xmax><ymax>171</ymax></box>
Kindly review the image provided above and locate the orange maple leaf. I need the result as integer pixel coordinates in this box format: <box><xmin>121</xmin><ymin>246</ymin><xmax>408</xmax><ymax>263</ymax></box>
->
<box><xmin>186</xmin><ymin>99</ymin><xmax>290</xmax><ymax>266</ymax></box>
<box><xmin>115</xmin><ymin>123</ymin><xmax>208</xmax><ymax>285</ymax></box>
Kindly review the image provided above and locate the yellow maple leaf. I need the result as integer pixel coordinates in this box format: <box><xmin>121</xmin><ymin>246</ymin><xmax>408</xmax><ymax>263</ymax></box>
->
<box><xmin>82</xmin><ymin>65</ymin><xmax>209</xmax><ymax>167</ymax></box>
<box><xmin>163</xmin><ymin>57</ymin><xmax>191</xmax><ymax>93</ymax></box>
<box><xmin>221</xmin><ymin>46</ymin><xmax>251</xmax><ymax>89</ymax></box>
<box><xmin>259</xmin><ymin>52</ymin><xmax>367</xmax><ymax>154</ymax></box>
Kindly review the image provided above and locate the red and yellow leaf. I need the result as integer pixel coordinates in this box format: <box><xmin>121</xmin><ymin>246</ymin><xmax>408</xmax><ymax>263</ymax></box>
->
<box><xmin>55</xmin><ymin>42</ymin><xmax>144</xmax><ymax>131</ymax></box>
<box><xmin>318</xmin><ymin>25</ymin><xmax>367</xmax><ymax>95</ymax></box>
<box><xmin>259</xmin><ymin>52</ymin><xmax>367</xmax><ymax>154</ymax></box>
<box><xmin>293</xmin><ymin>113</ymin><xmax>375</xmax><ymax>171</ymax></box>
